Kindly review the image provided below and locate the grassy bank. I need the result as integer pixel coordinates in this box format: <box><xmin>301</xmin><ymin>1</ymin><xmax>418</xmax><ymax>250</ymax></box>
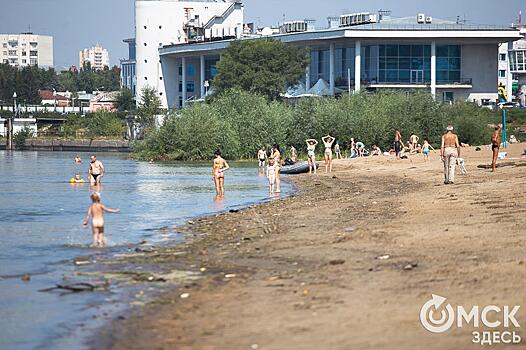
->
<box><xmin>133</xmin><ymin>90</ymin><xmax>506</xmax><ymax>161</ymax></box>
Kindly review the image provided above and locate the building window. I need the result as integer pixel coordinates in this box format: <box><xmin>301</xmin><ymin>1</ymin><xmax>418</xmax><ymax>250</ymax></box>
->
<box><xmin>436</xmin><ymin>45</ymin><xmax>461</xmax><ymax>84</ymax></box>
<box><xmin>3</xmin><ymin>59</ymin><xmax>8</xmax><ymax>64</ymax></box>
<box><xmin>30</xmin><ymin>58</ymin><xmax>37</xmax><ymax>65</ymax></box>
<box><xmin>187</xmin><ymin>64</ymin><xmax>195</xmax><ymax>76</ymax></box>
<box><xmin>499</xmin><ymin>70</ymin><xmax>506</xmax><ymax>78</ymax></box>
<box><xmin>378</xmin><ymin>44</ymin><xmax>431</xmax><ymax>83</ymax></box>
<box><xmin>144</xmin><ymin>59</ymin><xmax>147</xmax><ymax>63</ymax></box>
<box><xmin>159</xmin><ymin>76</ymin><xmax>163</xmax><ymax>80</ymax></box>
<box><xmin>22</xmin><ymin>51</ymin><xmax>26</xmax><ymax>56</ymax></box>
<box><xmin>30</xmin><ymin>50</ymin><xmax>38</xmax><ymax>57</ymax></box>
<box><xmin>2</xmin><ymin>51</ymin><xmax>6</xmax><ymax>56</ymax></box>
<box><xmin>8</xmin><ymin>50</ymin><xmax>17</xmax><ymax>56</ymax></box>
<box><xmin>500</xmin><ymin>53</ymin><xmax>506</xmax><ymax>61</ymax></box>
<box><xmin>144</xmin><ymin>43</ymin><xmax>147</xmax><ymax>46</ymax></box>
<box><xmin>442</xmin><ymin>91</ymin><xmax>454</xmax><ymax>103</ymax></box>
<box><xmin>30</xmin><ymin>42</ymin><xmax>37</xmax><ymax>48</ymax></box>
<box><xmin>22</xmin><ymin>59</ymin><xmax>26</xmax><ymax>64</ymax></box>
<box><xmin>144</xmin><ymin>76</ymin><xmax>148</xmax><ymax>80</ymax></box>
<box><xmin>159</xmin><ymin>25</ymin><xmax>162</xmax><ymax>29</ymax></box>
<box><xmin>144</xmin><ymin>26</ymin><xmax>147</xmax><ymax>29</ymax></box>
<box><xmin>2</xmin><ymin>43</ymin><xmax>6</xmax><ymax>48</ymax></box>
<box><xmin>187</xmin><ymin>81</ymin><xmax>195</xmax><ymax>92</ymax></box>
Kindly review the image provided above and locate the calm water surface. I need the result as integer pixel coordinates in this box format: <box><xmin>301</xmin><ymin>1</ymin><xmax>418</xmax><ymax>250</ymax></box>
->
<box><xmin>0</xmin><ymin>151</ymin><xmax>291</xmax><ymax>350</ymax></box>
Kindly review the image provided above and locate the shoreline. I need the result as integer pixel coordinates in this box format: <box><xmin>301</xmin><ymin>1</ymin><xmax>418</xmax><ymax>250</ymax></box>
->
<box><xmin>93</xmin><ymin>143</ymin><xmax>526</xmax><ymax>350</ymax></box>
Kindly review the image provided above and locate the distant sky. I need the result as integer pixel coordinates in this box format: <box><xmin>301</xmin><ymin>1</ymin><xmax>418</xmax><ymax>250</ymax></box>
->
<box><xmin>0</xmin><ymin>0</ymin><xmax>523</xmax><ymax>70</ymax></box>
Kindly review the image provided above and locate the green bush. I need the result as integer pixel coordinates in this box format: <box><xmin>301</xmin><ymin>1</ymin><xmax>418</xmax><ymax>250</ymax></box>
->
<box><xmin>13</xmin><ymin>126</ymin><xmax>33</xmax><ymax>149</ymax></box>
<box><xmin>133</xmin><ymin>90</ymin><xmax>501</xmax><ymax>161</ymax></box>
<box><xmin>63</xmin><ymin>112</ymin><xmax>124</xmax><ymax>138</ymax></box>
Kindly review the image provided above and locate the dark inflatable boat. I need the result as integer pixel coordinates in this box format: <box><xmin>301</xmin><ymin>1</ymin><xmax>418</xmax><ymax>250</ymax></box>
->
<box><xmin>280</xmin><ymin>161</ymin><xmax>317</xmax><ymax>175</ymax></box>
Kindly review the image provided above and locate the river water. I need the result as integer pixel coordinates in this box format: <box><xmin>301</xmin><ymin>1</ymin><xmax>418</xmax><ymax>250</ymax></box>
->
<box><xmin>0</xmin><ymin>151</ymin><xmax>290</xmax><ymax>350</ymax></box>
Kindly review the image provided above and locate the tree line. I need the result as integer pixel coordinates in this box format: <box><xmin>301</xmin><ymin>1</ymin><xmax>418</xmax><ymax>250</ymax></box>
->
<box><xmin>132</xmin><ymin>89</ymin><xmax>500</xmax><ymax>161</ymax></box>
<box><xmin>0</xmin><ymin>62</ymin><xmax>121</xmax><ymax>105</ymax></box>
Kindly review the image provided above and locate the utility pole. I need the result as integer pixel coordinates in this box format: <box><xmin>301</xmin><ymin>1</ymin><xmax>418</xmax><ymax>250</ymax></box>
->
<box><xmin>7</xmin><ymin>92</ymin><xmax>16</xmax><ymax>150</ymax></box>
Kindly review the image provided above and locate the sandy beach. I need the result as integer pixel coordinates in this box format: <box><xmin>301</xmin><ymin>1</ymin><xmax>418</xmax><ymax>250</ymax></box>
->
<box><xmin>94</xmin><ymin>143</ymin><xmax>526</xmax><ymax>350</ymax></box>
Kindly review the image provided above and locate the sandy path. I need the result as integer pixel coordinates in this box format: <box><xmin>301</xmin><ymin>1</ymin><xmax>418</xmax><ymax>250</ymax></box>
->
<box><xmin>95</xmin><ymin>143</ymin><xmax>526</xmax><ymax>350</ymax></box>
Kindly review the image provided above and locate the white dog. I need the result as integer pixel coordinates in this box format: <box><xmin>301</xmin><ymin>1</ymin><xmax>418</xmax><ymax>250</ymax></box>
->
<box><xmin>456</xmin><ymin>157</ymin><xmax>467</xmax><ymax>174</ymax></box>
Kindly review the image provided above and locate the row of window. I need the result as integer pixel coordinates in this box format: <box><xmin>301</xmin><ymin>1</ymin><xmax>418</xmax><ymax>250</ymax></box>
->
<box><xmin>2</xmin><ymin>58</ymin><xmax>38</xmax><ymax>65</ymax></box>
<box><xmin>2</xmin><ymin>42</ymin><xmax>38</xmax><ymax>48</ymax></box>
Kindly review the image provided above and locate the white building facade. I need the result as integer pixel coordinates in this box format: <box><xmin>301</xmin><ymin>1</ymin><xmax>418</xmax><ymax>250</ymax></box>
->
<box><xmin>498</xmin><ymin>26</ymin><xmax>526</xmax><ymax>105</ymax></box>
<box><xmin>79</xmin><ymin>44</ymin><xmax>110</xmax><ymax>70</ymax></box>
<box><xmin>135</xmin><ymin>0</ymin><xmax>244</xmax><ymax>107</ymax></box>
<box><xmin>0</xmin><ymin>33</ymin><xmax>53</xmax><ymax>68</ymax></box>
<box><xmin>158</xmin><ymin>14</ymin><xmax>522</xmax><ymax>108</ymax></box>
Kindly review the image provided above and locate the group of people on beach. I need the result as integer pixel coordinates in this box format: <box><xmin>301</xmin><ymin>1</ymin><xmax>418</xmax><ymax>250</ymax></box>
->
<box><xmin>77</xmin><ymin>122</ymin><xmax>504</xmax><ymax>247</ymax></box>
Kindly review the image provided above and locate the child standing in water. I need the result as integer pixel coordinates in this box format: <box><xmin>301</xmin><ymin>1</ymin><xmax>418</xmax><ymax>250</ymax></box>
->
<box><xmin>267</xmin><ymin>159</ymin><xmax>276</xmax><ymax>193</ymax></box>
<box><xmin>82</xmin><ymin>192</ymin><xmax>120</xmax><ymax>247</ymax></box>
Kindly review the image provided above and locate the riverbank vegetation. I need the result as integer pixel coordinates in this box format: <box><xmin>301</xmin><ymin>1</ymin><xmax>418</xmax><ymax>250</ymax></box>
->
<box><xmin>132</xmin><ymin>89</ymin><xmax>502</xmax><ymax>161</ymax></box>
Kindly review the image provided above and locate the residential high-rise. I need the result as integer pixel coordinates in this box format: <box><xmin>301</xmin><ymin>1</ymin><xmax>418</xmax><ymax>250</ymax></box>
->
<box><xmin>79</xmin><ymin>44</ymin><xmax>110</xmax><ymax>70</ymax></box>
<box><xmin>0</xmin><ymin>33</ymin><xmax>53</xmax><ymax>68</ymax></box>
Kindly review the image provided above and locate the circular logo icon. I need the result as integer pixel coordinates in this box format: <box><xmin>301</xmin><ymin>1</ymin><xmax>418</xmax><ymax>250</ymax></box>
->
<box><xmin>420</xmin><ymin>294</ymin><xmax>455</xmax><ymax>333</ymax></box>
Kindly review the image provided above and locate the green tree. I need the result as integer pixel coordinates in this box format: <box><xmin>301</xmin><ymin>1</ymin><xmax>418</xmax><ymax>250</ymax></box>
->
<box><xmin>116</xmin><ymin>88</ymin><xmax>136</xmax><ymax>112</ymax></box>
<box><xmin>213</xmin><ymin>39</ymin><xmax>309</xmax><ymax>99</ymax></box>
<box><xmin>136</xmin><ymin>86</ymin><xmax>163</xmax><ymax>131</ymax></box>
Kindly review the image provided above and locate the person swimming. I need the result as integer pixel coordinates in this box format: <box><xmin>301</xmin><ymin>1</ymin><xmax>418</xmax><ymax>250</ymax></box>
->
<box><xmin>212</xmin><ymin>149</ymin><xmax>230</xmax><ymax>197</ymax></box>
<box><xmin>82</xmin><ymin>192</ymin><xmax>120</xmax><ymax>247</ymax></box>
<box><xmin>70</xmin><ymin>174</ymin><xmax>85</xmax><ymax>183</ymax></box>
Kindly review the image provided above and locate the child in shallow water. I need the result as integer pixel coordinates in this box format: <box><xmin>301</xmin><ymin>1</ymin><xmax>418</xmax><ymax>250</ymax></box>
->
<box><xmin>82</xmin><ymin>192</ymin><xmax>120</xmax><ymax>247</ymax></box>
<box><xmin>267</xmin><ymin>159</ymin><xmax>276</xmax><ymax>193</ymax></box>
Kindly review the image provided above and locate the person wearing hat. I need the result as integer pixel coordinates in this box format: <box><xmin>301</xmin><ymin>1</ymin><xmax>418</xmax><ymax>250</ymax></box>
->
<box><xmin>440</xmin><ymin>125</ymin><xmax>460</xmax><ymax>184</ymax></box>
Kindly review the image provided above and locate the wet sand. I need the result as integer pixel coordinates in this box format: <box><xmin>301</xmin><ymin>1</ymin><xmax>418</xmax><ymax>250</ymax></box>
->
<box><xmin>94</xmin><ymin>143</ymin><xmax>526</xmax><ymax>350</ymax></box>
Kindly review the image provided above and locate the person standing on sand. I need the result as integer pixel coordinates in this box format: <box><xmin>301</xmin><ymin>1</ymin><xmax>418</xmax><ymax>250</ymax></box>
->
<box><xmin>394</xmin><ymin>130</ymin><xmax>403</xmax><ymax>159</ymax></box>
<box><xmin>88</xmin><ymin>155</ymin><xmax>104</xmax><ymax>185</ymax></box>
<box><xmin>409</xmin><ymin>133</ymin><xmax>419</xmax><ymax>151</ymax></box>
<box><xmin>322</xmin><ymin>134</ymin><xmax>335</xmax><ymax>173</ymax></box>
<box><xmin>306</xmin><ymin>139</ymin><xmax>318</xmax><ymax>174</ymax></box>
<box><xmin>334</xmin><ymin>142</ymin><xmax>342</xmax><ymax>159</ymax></box>
<box><xmin>257</xmin><ymin>147</ymin><xmax>267</xmax><ymax>173</ymax></box>
<box><xmin>440</xmin><ymin>125</ymin><xmax>460</xmax><ymax>185</ymax></box>
<box><xmin>270</xmin><ymin>144</ymin><xmax>282</xmax><ymax>193</ymax></box>
<box><xmin>491</xmin><ymin>126</ymin><xmax>501</xmax><ymax>172</ymax></box>
<box><xmin>422</xmin><ymin>138</ymin><xmax>435</xmax><ymax>161</ymax></box>
<box><xmin>212</xmin><ymin>150</ymin><xmax>230</xmax><ymax>197</ymax></box>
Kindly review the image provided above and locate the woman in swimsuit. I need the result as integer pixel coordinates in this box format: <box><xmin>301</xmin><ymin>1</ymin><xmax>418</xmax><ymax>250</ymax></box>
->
<box><xmin>306</xmin><ymin>139</ymin><xmax>318</xmax><ymax>174</ymax></box>
<box><xmin>270</xmin><ymin>144</ymin><xmax>282</xmax><ymax>193</ymax></box>
<box><xmin>321</xmin><ymin>135</ymin><xmax>335</xmax><ymax>173</ymax></box>
<box><xmin>212</xmin><ymin>149</ymin><xmax>230</xmax><ymax>197</ymax></box>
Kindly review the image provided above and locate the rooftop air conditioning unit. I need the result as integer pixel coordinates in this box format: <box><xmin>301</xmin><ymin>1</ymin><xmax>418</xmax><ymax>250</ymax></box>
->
<box><xmin>425</xmin><ymin>16</ymin><xmax>432</xmax><ymax>24</ymax></box>
<box><xmin>417</xmin><ymin>13</ymin><xmax>425</xmax><ymax>23</ymax></box>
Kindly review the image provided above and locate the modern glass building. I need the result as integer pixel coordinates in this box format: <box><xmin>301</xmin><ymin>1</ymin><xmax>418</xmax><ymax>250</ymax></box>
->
<box><xmin>157</xmin><ymin>15</ymin><xmax>522</xmax><ymax>109</ymax></box>
<box><xmin>120</xmin><ymin>38</ymin><xmax>137</xmax><ymax>95</ymax></box>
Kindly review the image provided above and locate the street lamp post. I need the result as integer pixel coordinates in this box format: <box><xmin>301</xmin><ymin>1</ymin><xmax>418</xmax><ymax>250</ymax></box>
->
<box><xmin>53</xmin><ymin>89</ymin><xmax>57</xmax><ymax>112</ymax></box>
<box><xmin>204</xmin><ymin>80</ymin><xmax>209</xmax><ymax>97</ymax></box>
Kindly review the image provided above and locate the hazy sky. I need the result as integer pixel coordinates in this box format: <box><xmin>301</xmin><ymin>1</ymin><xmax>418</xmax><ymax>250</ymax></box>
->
<box><xmin>0</xmin><ymin>0</ymin><xmax>523</xmax><ymax>70</ymax></box>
